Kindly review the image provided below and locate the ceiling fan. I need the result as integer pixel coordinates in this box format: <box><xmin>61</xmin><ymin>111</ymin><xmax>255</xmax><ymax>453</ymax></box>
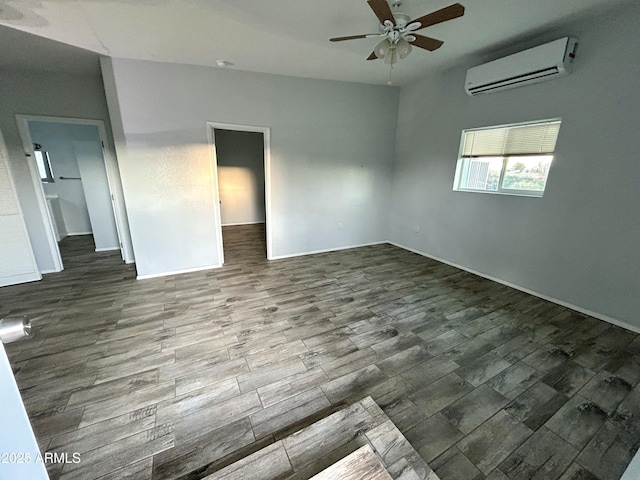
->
<box><xmin>330</xmin><ymin>0</ymin><xmax>465</xmax><ymax>66</ymax></box>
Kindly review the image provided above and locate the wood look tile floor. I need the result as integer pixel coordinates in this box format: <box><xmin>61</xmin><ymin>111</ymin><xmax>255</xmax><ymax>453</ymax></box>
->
<box><xmin>1</xmin><ymin>224</ymin><xmax>639</xmax><ymax>480</ymax></box>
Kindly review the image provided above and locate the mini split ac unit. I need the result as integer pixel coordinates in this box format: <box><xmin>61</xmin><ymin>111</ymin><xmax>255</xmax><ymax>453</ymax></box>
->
<box><xmin>465</xmin><ymin>37</ymin><xmax>578</xmax><ymax>96</ymax></box>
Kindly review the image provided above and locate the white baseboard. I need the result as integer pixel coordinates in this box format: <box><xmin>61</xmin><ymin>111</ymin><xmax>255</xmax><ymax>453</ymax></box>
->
<box><xmin>40</xmin><ymin>268</ymin><xmax>62</xmax><ymax>275</ymax></box>
<box><xmin>0</xmin><ymin>272</ymin><xmax>41</xmax><ymax>287</ymax></box>
<box><xmin>66</xmin><ymin>231</ymin><xmax>92</xmax><ymax>236</ymax></box>
<box><xmin>222</xmin><ymin>221</ymin><xmax>266</xmax><ymax>227</ymax></box>
<box><xmin>95</xmin><ymin>247</ymin><xmax>120</xmax><ymax>252</ymax></box>
<box><xmin>270</xmin><ymin>241</ymin><xmax>387</xmax><ymax>261</ymax></box>
<box><xmin>388</xmin><ymin>241</ymin><xmax>640</xmax><ymax>335</ymax></box>
<box><xmin>136</xmin><ymin>264</ymin><xmax>222</xmax><ymax>280</ymax></box>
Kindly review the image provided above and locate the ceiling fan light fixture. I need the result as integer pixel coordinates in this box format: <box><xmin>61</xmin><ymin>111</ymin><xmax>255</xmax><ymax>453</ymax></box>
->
<box><xmin>383</xmin><ymin>46</ymin><xmax>397</xmax><ymax>65</ymax></box>
<box><xmin>374</xmin><ymin>38</ymin><xmax>392</xmax><ymax>59</ymax></box>
<box><xmin>396</xmin><ymin>38</ymin><xmax>412</xmax><ymax>59</ymax></box>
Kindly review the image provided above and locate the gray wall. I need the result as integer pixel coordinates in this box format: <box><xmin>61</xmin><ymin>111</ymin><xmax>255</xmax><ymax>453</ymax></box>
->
<box><xmin>0</xmin><ymin>68</ymin><xmax>130</xmax><ymax>271</ymax></box>
<box><xmin>215</xmin><ymin>129</ymin><xmax>266</xmax><ymax>226</ymax></box>
<box><xmin>389</xmin><ymin>3</ymin><xmax>640</xmax><ymax>328</ymax></box>
<box><xmin>0</xmin><ymin>343</ymin><xmax>48</xmax><ymax>480</ymax></box>
<box><xmin>102</xmin><ymin>58</ymin><xmax>399</xmax><ymax>277</ymax></box>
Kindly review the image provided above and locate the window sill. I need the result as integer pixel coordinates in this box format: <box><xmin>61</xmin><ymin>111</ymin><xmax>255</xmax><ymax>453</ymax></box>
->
<box><xmin>453</xmin><ymin>188</ymin><xmax>544</xmax><ymax>198</ymax></box>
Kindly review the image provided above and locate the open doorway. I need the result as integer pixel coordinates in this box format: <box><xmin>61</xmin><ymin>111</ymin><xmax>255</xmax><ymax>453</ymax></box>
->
<box><xmin>208</xmin><ymin>123</ymin><xmax>272</xmax><ymax>265</ymax></box>
<box><xmin>16</xmin><ymin>115</ymin><xmax>130</xmax><ymax>272</ymax></box>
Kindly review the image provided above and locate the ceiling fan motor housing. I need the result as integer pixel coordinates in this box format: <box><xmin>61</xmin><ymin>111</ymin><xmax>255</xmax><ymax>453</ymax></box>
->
<box><xmin>379</xmin><ymin>0</ymin><xmax>410</xmax><ymax>36</ymax></box>
<box><xmin>392</xmin><ymin>13</ymin><xmax>410</xmax><ymax>27</ymax></box>
<box><xmin>391</xmin><ymin>0</ymin><xmax>410</xmax><ymax>26</ymax></box>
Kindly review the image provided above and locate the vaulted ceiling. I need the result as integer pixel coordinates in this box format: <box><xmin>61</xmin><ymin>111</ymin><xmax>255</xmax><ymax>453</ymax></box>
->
<box><xmin>0</xmin><ymin>0</ymin><xmax>634</xmax><ymax>85</ymax></box>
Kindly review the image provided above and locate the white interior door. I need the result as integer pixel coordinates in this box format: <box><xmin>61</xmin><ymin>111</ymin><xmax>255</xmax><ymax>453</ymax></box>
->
<box><xmin>0</xmin><ymin>129</ymin><xmax>41</xmax><ymax>287</ymax></box>
<box><xmin>74</xmin><ymin>140</ymin><xmax>120</xmax><ymax>251</ymax></box>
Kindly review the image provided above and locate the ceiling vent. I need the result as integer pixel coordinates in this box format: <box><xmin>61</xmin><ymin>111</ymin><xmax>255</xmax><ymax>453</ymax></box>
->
<box><xmin>465</xmin><ymin>37</ymin><xmax>578</xmax><ymax>96</ymax></box>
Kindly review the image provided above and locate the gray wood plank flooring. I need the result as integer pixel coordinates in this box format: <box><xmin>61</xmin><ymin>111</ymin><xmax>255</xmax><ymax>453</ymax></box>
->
<box><xmin>206</xmin><ymin>397</ymin><xmax>435</xmax><ymax>480</ymax></box>
<box><xmin>1</xmin><ymin>224</ymin><xmax>639</xmax><ymax>480</ymax></box>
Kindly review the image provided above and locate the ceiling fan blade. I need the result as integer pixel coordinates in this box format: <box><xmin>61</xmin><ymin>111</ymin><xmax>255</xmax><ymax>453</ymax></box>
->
<box><xmin>410</xmin><ymin>3</ymin><xmax>465</xmax><ymax>30</ymax></box>
<box><xmin>367</xmin><ymin>51</ymin><xmax>378</xmax><ymax>60</ymax></box>
<box><xmin>330</xmin><ymin>34</ymin><xmax>376</xmax><ymax>42</ymax></box>
<box><xmin>410</xmin><ymin>34</ymin><xmax>444</xmax><ymax>51</ymax></box>
<box><xmin>367</xmin><ymin>0</ymin><xmax>395</xmax><ymax>26</ymax></box>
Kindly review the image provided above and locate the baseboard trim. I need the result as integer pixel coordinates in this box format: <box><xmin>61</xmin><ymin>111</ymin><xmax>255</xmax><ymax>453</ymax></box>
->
<box><xmin>95</xmin><ymin>247</ymin><xmax>120</xmax><ymax>252</ymax></box>
<box><xmin>388</xmin><ymin>241</ymin><xmax>640</xmax><ymax>335</ymax></box>
<box><xmin>66</xmin><ymin>231</ymin><xmax>92</xmax><ymax>236</ymax></box>
<box><xmin>222</xmin><ymin>221</ymin><xmax>266</xmax><ymax>227</ymax></box>
<box><xmin>136</xmin><ymin>264</ymin><xmax>222</xmax><ymax>281</ymax></box>
<box><xmin>270</xmin><ymin>241</ymin><xmax>387</xmax><ymax>261</ymax></box>
<box><xmin>0</xmin><ymin>272</ymin><xmax>41</xmax><ymax>287</ymax></box>
<box><xmin>40</xmin><ymin>268</ymin><xmax>61</xmax><ymax>275</ymax></box>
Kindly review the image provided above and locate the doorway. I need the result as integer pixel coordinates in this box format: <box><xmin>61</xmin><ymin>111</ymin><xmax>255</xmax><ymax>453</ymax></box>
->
<box><xmin>207</xmin><ymin>123</ymin><xmax>272</xmax><ymax>264</ymax></box>
<box><xmin>16</xmin><ymin>115</ymin><xmax>130</xmax><ymax>272</ymax></box>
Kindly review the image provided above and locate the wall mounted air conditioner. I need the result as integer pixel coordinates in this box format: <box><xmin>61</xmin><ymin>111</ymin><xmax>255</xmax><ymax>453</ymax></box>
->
<box><xmin>465</xmin><ymin>37</ymin><xmax>578</xmax><ymax>96</ymax></box>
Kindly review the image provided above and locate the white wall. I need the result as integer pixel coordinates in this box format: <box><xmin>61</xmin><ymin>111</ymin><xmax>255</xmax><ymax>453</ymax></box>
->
<box><xmin>0</xmin><ymin>69</ymin><xmax>133</xmax><ymax>272</ymax></box>
<box><xmin>215</xmin><ymin>129</ymin><xmax>265</xmax><ymax>226</ymax></box>
<box><xmin>0</xmin><ymin>343</ymin><xmax>48</xmax><ymax>479</ymax></box>
<box><xmin>28</xmin><ymin>121</ymin><xmax>93</xmax><ymax>236</ymax></box>
<box><xmin>102</xmin><ymin>58</ymin><xmax>399</xmax><ymax>277</ymax></box>
<box><xmin>389</xmin><ymin>3</ymin><xmax>640</xmax><ymax>328</ymax></box>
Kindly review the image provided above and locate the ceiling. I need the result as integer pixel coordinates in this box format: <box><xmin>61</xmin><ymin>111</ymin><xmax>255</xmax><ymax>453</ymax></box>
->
<box><xmin>0</xmin><ymin>0</ymin><xmax>633</xmax><ymax>85</ymax></box>
<box><xmin>0</xmin><ymin>23</ymin><xmax>100</xmax><ymax>75</ymax></box>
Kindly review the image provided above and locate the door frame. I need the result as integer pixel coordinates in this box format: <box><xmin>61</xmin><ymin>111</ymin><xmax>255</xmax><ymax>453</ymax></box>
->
<box><xmin>15</xmin><ymin>114</ymin><xmax>132</xmax><ymax>271</ymax></box>
<box><xmin>206</xmin><ymin>122</ymin><xmax>273</xmax><ymax>263</ymax></box>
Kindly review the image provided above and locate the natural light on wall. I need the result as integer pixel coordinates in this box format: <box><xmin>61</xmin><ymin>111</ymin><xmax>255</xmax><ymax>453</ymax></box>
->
<box><xmin>453</xmin><ymin>119</ymin><xmax>561</xmax><ymax>197</ymax></box>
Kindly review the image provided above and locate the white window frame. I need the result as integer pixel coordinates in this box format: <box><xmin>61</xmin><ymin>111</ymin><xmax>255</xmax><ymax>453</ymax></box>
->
<box><xmin>453</xmin><ymin>118</ymin><xmax>561</xmax><ymax>198</ymax></box>
<box><xmin>34</xmin><ymin>148</ymin><xmax>55</xmax><ymax>183</ymax></box>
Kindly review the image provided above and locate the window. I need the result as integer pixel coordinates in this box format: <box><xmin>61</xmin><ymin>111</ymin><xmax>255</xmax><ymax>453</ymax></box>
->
<box><xmin>453</xmin><ymin>119</ymin><xmax>561</xmax><ymax>197</ymax></box>
<box><xmin>33</xmin><ymin>144</ymin><xmax>54</xmax><ymax>183</ymax></box>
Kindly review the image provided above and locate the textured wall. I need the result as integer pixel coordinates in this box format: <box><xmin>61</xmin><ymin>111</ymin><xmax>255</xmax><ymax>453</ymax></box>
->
<box><xmin>389</xmin><ymin>3</ymin><xmax>640</xmax><ymax>328</ymax></box>
<box><xmin>102</xmin><ymin>58</ymin><xmax>399</xmax><ymax>277</ymax></box>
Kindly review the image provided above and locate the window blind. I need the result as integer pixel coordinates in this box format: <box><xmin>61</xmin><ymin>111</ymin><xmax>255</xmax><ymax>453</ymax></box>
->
<box><xmin>462</xmin><ymin>120</ymin><xmax>561</xmax><ymax>157</ymax></box>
